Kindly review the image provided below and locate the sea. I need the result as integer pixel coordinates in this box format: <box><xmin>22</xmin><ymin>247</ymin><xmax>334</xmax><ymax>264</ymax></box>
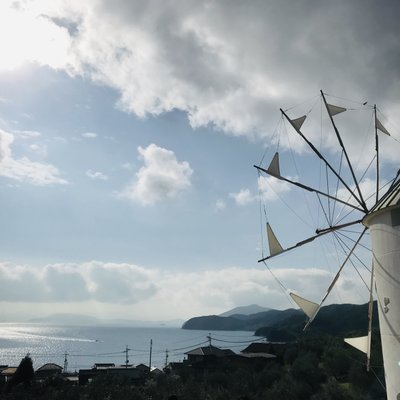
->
<box><xmin>0</xmin><ymin>324</ymin><xmax>263</xmax><ymax>371</ymax></box>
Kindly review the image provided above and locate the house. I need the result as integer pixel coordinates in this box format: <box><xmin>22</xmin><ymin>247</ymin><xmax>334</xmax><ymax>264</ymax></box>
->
<box><xmin>107</xmin><ymin>367</ymin><xmax>145</xmax><ymax>383</ymax></box>
<box><xmin>0</xmin><ymin>367</ymin><xmax>17</xmax><ymax>383</ymax></box>
<box><xmin>136</xmin><ymin>363</ymin><xmax>150</xmax><ymax>373</ymax></box>
<box><xmin>150</xmin><ymin>367</ymin><xmax>163</xmax><ymax>376</ymax></box>
<box><xmin>79</xmin><ymin>369</ymin><xmax>98</xmax><ymax>386</ymax></box>
<box><xmin>35</xmin><ymin>363</ymin><xmax>63</xmax><ymax>379</ymax></box>
<box><xmin>241</xmin><ymin>342</ymin><xmax>287</xmax><ymax>358</ymax></box>
<box><xmin>79</xmin><ymin>364</ymin><xmax>147</xmax><ymax>386</ymax></box>
<box><xmin>185</xmin><ymin>345</ymin><xmax>235</xmax><ymax>364</ymax></box>
<box><xmin>182</xmin><ymin>345</ymin><xmax>239</xmax><ymax>372</ymax></box>
<box><xmin>92</xmin><ymin>363</ymin><xmax>115</xmax><ymax>369</ymax></box>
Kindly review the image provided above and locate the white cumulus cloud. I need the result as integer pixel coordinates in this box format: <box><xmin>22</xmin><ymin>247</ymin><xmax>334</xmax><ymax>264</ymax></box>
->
<box><xmin>121</xmin><ymin>143</ymin><xmax>193</xmax><ymax>206</ymax></box>
<box><xmin>3</xmin><ymin>0</ymin><xmax>399</xmax><ymax>156</ymax></box>
<box><xmin>0</xmin><ymin>261</ymin><xmax>370</xmax><ymax>320</ymax></box>
<box><xmin>229</xmin><ymin>188</ymin><xmax>255</xmax><ymax>206</ymax></box>
<box><xmin>86</xmin><ymin>169</ymin><xmax>109</xmax><ymax>180</ymax></box>
<box><xmin>0</xmin><ymin>129</ymin><xmax>68</xmax><ymax>186</ymax></box>
<box><xmin>258</xmin><ymin>175</ymin><xmax>291</xmax><ymax>201</ymax></box>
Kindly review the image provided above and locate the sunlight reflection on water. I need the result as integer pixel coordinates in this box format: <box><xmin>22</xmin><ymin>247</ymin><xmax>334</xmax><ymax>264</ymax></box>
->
<box><xmin>0</xmin><ymin>324</ymin><xmax>262</xmax><ymax>370</ymax></box>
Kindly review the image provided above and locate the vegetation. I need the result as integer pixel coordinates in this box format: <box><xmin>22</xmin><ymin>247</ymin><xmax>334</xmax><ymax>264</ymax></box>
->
<box><xmin>4</xmin><ymin>354</ymin><xmax>35</xmax><ymax>394</ymax></box>
<box><xmin>2</xmin><ymin>333</ymin><xmax>386</xmax><ymax>399</ymax></box>
<box><xmin>182</xmin><ymin>302</ymin><xmax>379</xmax><ymax>336</ymax></box>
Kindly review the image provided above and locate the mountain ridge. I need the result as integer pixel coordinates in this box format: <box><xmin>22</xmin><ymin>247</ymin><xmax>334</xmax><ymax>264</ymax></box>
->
<box><xmin>219</xmin><ymin>304</ymin><xmax>270</xmax><ymax>317</ymax></box>
<box><xmin>182</xmin><ymin>302</ymin><xmax>378</xmax><ymax>338</ymax></box>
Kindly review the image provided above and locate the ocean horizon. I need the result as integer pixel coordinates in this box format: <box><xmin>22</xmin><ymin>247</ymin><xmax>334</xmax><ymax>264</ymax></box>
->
<box><xmin>0</xmin><ymin>323</ymin><xmax>263</xmax><ymax>371</ymax></box>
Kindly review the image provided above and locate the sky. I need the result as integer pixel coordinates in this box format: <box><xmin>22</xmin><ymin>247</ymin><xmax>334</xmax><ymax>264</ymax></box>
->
<box><xmin>1</xmin><ymin>0</ymin><xmax>400</xmax><ymax>322</ymax></box>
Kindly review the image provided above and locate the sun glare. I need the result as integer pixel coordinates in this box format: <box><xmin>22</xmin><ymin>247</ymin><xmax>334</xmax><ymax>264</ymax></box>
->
<box><xmin>0</xmin><ymin>3</ymin><xmax>70</xmax><ymax>71</ymax></box>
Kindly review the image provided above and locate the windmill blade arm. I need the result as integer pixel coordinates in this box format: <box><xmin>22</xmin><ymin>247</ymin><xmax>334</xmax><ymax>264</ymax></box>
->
<box><xmin>258</xmin><ymin>219</ymin><xmax>363</xmax><ymax>263</ymax></box>
<box><xmin>280</xmin><ymin>108</ymin><xmax>367</xmax><ymax>211</ymax></box>
<box><xmin>258</xmin><ymin>231</ymin><xmax>324</xmax><ymax>263</ymax></box>
<box><xmin>254</xmin><ymin>165</ymin><xmax>365</xmax><ymax>213</ymax></box>
<box><xmin>321</xmin><ymin>90</ymin><xmax>367</xmax><ymax>211</ymax></box>
<box><xmin>315</xmin><ymin>219</ymin><xmax>363</xmax><ymax>234</ymax></box>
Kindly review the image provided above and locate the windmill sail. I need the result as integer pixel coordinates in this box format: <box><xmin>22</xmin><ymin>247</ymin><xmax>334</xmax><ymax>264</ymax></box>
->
<box><xmin>266</xmin><ymin>223</ymin><xmax>283</xmax><ymax>256</ymax></box>
<box><xmin>289</xmin><ymin>115</ymin><xmax>307</xmax><ymax>130</ymax></box>
<box><xmin>376</xmin><ymin>118</ymin><xmax>390</xmax><ymax>136</ymax></box>
<box><xmin>290</xmin><ymin>293</ymin><xmax>319</xmax><ymax>319</ymax></box>
<box><xmin>326</xmin><ymin>103</ymin><xmax>347</xmax><ymax>117</ymax></box>
<box><xmin>344</xmin><ymin>336</ymin><xmax>369</xmax><ymax>354</ymax></box>
<box><xmin>267</xmin><ymin>152</ymin><xmax>281</xmax><ymax>177</ymax></box>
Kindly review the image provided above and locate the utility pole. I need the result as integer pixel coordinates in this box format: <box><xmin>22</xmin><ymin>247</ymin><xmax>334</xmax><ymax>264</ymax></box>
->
<box><xmin>124</xmin><ymin>345</ymin><xmax>131</xmax><ymax>368</ymax></box>
<box><xmin>63</xmin><ymin>352</ymin><xmax>68</xmax><ymax>373</ymax></box>
<box><xmin>148</xmin><ymin>339</ymin><xmax>153</xmax><ymax>372</ymax></box>
<box><xmin>207</xmin><ymin>333</ymin><xmax>212</xmax><ymax>347</ymax></box>
<box><xmin>164</xmin><ymin>349</ymin><xmax>169</xmax><ymax>369</ymax></box>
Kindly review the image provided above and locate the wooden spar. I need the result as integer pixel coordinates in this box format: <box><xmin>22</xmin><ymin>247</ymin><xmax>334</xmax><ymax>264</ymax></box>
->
<box><xmin>374</xmin><ymin>105</ymin><xmax>379</xmax><ymax>204</ymax></box>
<box><xmin>321</xmin><ymin>90</ymin><xmax>368</xmax><ymax>211</ymax></box>
<box><xmin>254</xmin><ymin>164</ymin><xmax>365</xmax><ymax>213</ymax></box>
<box><xmin>280</xmin><ymin>108</ymin><xmax>367</xmax><ymax>212</ymax></box>
<box><xmin>315</xmin><ymin>219</ymin><xmax>363</xmax><ymax>234</ymax></box>
<box><xmin>258</xmin><ymin>219</ymin><xmax>363</xmax><ymax>263</ymax></box>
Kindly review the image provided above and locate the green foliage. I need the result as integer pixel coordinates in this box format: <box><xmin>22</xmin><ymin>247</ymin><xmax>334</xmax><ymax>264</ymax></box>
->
<box><xmin>311</xmin><ymin>378</ymin><xmax>355</xmax><ymax>400</ymax></box>
<box><xmin>291</xmin><ymin>352</ymin><xmax>324</xmax><ymax>388</ymax></box>
<box><xmin>4</xmin><ymin>334</ymin><xmax>386</xmax><ymax>399</ymax></box>
<box><xmin>5</xmin><ymin>354</ymin><xmax>35</xmax><ymax>394</ymax></box>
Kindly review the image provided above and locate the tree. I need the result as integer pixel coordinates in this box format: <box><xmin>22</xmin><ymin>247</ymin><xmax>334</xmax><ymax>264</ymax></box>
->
<box><xmin>5</xmin><ymin>354</ymin><xmax>34</xmax><ymax>393</ymax></box>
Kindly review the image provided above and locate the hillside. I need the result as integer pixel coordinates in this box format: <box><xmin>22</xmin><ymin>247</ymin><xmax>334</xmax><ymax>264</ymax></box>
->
<box><xmin>182</xmin><ymin>302</ymin><xmax>378</xmax><ymax>338</ymax></box>
<box><xmin>219</xmin><ymin>304</ymin><xmax>270</xmax><ymax>317</ymax></box>
<box><xmin>182</xmin><ymin>308</ymin><xmax>302</xmax><ymax>331</ymax></box>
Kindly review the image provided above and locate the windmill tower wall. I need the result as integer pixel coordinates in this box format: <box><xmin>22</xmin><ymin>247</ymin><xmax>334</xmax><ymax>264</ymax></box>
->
<box><xmin>364</xmin><ymin>205</ymin><xmax>400</xmax><ymax>400</ymax></box>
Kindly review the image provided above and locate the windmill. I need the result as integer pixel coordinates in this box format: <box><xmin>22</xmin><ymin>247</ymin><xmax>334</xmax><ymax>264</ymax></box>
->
<box><xmin>255</xmin><ymin>91</ymin><xmax>399</xmax><ymax>400</ymax></box>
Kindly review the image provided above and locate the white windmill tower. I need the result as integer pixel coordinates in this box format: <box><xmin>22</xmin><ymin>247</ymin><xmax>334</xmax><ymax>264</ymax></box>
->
<box><xmin>255</xmin><ymin>91</ymin><xmax>399</xmax><ymax>400</ymax></box>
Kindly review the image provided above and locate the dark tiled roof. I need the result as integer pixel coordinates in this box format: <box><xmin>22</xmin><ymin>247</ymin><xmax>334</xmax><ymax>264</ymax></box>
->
<box><xmin>241</xmin><ymin>342</ymin><xmax>285</xmax><ymax>354</ymax></box>
<box><xmin>36</xmin><ymin>363</ymin><xmax>63</xmax><ymax>372</ymax></box>
<box><xmin>185</xmin><ymin>345</ymin><xmax>227</xmax><ymax>356</ymax></box>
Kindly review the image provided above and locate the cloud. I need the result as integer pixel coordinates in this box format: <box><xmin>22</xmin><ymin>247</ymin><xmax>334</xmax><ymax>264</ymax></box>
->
<box><xmin>0</xmin><ymin>261</ymin><xmax>370</xmax><ymax>320</ymax></box>
<box><xmin>258</xmin><ymin>175</ymin><xmax>292</xmax><ymax>201</ymax></box>
<box><xmin>86</xmin><ymin>169</ymin><xmax>109</xmax><ymax>180</ymax></box>
<box><xmin>215</xmin><ymin>199</ymin><xmax>226</xmax><ymax>211</ymax></box>
<box><xmin>121</xmin><ymin>143</ymin><xmax>193</xmax><ymax>206</ymax></box>
<box><xmin>0</xmin><ymin>261</ymin><xmax>157</xmax><ymax>304</ymax></box>
<box><xmin>14</xmin><ymin>130</ymin><xmax>42</xmax><ymax>139</ymax></box>
<box><xmin>229</xmin><ymin>188</ymin><xmax>254</xmax><ymax>206</ymax></box>
<box><xmin>336</xmin><ymin>177</ymin><xmax>379</xmax><ymax>210</ymax></box>
<box><xmin>82</xmin><ymin>132</ymin><xmax>97</xmax><ymax>139</ymax></box>
<box><xmin>0</xmin><ymin>129</ymin><xmax>68</xmax><ymax>185</ymax></box>
<box><xmin>229</xmin><ymin>176</ymin><xmax>291</xmax><ymax>207</ymax></box>
<box><xmin>0</xmin><ymin>2</ymin><xmax>71</xmax><ymax>71</ymax></box>
<box><xmin>6</xmin><ymin>0</ymin><xmax>397</xmax><ymax>158</ymax></box>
